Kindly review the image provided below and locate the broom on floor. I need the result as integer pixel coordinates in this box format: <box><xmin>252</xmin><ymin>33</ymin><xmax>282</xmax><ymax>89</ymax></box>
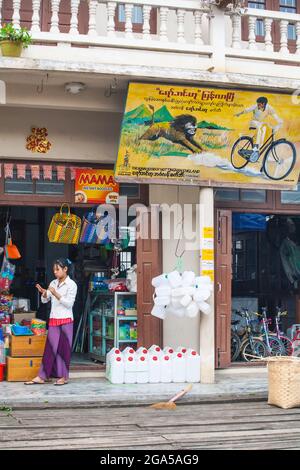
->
<box><xmin>149</xmin><ymin>384</ymin><xmax>193</xmax><ymax>410</ymax></box>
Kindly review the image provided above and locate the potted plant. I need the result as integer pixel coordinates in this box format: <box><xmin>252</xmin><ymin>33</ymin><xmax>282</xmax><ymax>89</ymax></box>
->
<box><xmin>0</xmin><ymin>23</ymin><xmax>32</xmax><ymax>57</ymax></box>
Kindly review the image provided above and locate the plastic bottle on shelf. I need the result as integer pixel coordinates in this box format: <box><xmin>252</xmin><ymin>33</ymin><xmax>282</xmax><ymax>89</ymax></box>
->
<box><xmin>136</xmin><ymin>355</ymin><xmax>149</xmax><ymax>383</ymax></box>
<box><xmin>124</xmin><ymin>355</ymin><xmax>137</xmax><ymax>384</ymax></box>
<box><xmin>186</xmin><ymin>350</ymin><xmax>201</xmax><ymax>383</ymax></box>
<box><xmin>149</xmin><ymin>355</ymin><xmax>161</xmax><ymax>383</ymax></box>
<box><xmin>105</xmin><ymin>348</ymin><xmax>122</xmax><ymax>378</ymax></box>
<box><xmin>160</xmin><ymin>355</ymin><xmax>172</xmax><ymax>383</ymax></box>
<box><xmin>108</xmin><ymin>355</ymin><xmax>124</xmax><ymax>384</ymax></box>
<box><xmin>172</xmin><ymin>352</ymin><xmax>186</xmax><ymax>383</ymax></box>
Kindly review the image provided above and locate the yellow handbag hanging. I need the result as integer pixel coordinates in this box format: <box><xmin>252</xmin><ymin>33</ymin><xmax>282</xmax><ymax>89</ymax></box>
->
<box><xmin>48</xmin><ymin>204</ymin><xmax>81</xmax><ymax>245</ymax></box>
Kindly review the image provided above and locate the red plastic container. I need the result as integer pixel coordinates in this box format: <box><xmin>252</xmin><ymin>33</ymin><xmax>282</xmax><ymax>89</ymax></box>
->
<box><xmin>0</xmin><ymin>363</ymin><xmax>5</xmax><ymax>381</ymax></box>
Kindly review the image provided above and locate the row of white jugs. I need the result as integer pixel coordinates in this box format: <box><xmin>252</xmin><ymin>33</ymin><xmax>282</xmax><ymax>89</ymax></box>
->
<box><xmin>106</xmin><ymin>345</ymin><xmax>201</xmax><ymax>384</ymax></box>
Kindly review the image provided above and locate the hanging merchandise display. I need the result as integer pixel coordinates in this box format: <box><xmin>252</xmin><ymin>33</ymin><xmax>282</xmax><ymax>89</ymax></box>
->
<box><xmin>80</xmin><ymin>207</ymin><xmax>115</xmax><ymax>245</ymax></box>
<box><xmin>48</xmin><ymin>203</ymin><xmax>81</xmax><ymax>244</ymax></box>
<box><xmin>151</xmin><ymin>271</ymin><xmax>213</xmax><ymax>320</ymax></box>
<box><xmin>4</xmin><ymin>223</ymin><xmax>21</xmax><ymax>260</ymax></box>
<box><xmin>0</xmin><ymin>257</ymin><xmax>16</xmax><ymax>292</ymax></box>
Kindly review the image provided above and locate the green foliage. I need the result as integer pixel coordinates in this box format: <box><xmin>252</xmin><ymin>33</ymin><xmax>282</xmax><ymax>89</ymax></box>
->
<box><xmin>0</xmin><ymin>23</ymin><xmax>32</xmax><ymax>48</ymax></box>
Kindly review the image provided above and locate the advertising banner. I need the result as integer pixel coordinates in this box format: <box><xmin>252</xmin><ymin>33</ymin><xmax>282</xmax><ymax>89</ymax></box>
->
<box><xmin>75</xmin><ymin>169</ymin><xmax>119</xmax><ymax>204</ymax></box>
<box><xmin>115</xmin><ymin>82</ymin><xmax>300</xmax><ymax>189</ymax></box>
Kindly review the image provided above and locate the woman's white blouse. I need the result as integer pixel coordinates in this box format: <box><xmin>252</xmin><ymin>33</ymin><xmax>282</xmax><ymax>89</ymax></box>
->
<box><xmin>41</xmin><ymin>276</ymin><xmax>77</xmax><ymax>320</ymax></box>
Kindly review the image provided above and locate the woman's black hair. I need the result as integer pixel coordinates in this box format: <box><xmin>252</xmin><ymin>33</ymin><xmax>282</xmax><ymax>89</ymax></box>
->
<box><xmin>53</xmin><ymin>258</ymin><xmax>74</xmax><ymax>279</ymax></box>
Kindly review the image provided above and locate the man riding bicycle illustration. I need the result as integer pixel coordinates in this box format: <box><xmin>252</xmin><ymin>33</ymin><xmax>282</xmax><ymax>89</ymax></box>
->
<box><xmin>235</xmin><ymin>96</ymin><xmax>283</xmax><ymax>163</ymax></box>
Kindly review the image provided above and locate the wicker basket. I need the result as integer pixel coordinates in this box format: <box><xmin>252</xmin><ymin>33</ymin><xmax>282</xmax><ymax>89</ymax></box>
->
<box><xmin>267</xmin><ymin>356</ymin><xmax>300</xmax><ymax>409</ymax></box>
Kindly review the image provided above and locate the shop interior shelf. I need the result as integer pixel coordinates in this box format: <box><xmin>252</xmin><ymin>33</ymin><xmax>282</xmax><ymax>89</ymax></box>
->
<box><xmin>118</xmin><ymin>339</ymin><xmax>138</xmax><ymax>343</ymax></box>
<box><xmin>117</xmin><ymin>316</ymin><xmax>137</xmax><ymax>321</ymax></box>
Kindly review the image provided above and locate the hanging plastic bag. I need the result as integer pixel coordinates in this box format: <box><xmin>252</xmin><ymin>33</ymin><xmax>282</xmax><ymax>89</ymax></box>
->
<box><xmin>0</xmin><ymin>255</ymin><xmax>16</xmax><ymax>291</ymax></box>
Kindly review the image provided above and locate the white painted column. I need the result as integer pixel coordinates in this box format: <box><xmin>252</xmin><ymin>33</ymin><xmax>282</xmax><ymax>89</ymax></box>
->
<box><xmin>88</xmin><ymin>0</ymin><xmax>98</xmax><ymax>37</ymax></box>
<box><xmin>31</xmin><ymin>0</ymin><xmax>41</xmax><ymax>32</ymax></box>
<box><xmin>143</xmin><ymin>5</ymin><xmax>152</xmax><ymax>40</ymax></box>
<box><xmin>280</xmin><ymin>19</ymin><xmax>289</xmax><ymax>54</ymax></box>
<box><xmin>50</xmin><ymin>0</ymin><xmax>60</xmax><ymax>33</ymax></box>
<box><xmin>199</xmin><ymin>187</ymin><xmax>215</xmax><ymax>384</ymax></box>
<box><xmin>264</xmin><ymin>18</ymin><xmax>273</xmax><ymax>51</ymax></box>
<box><xmin>70</xmin><ymin>0</ymin><xmax>80</xmax><ymax>35</ymax></box>
<box><xmin>177</xmin><ymin>9</ymin><xmax>186</xmax><ymax>43</ymax></box>
<box><xmin>12</xmin><ymin>0</ymin><xmax>21</xmax><ymax>28</ymax></box>
<box><xmin>107</xmin><ymin>2</ymin><xmax>117</xmax><ymax>37</ymax></box>
<box><xmin>209</xmin><ymin>5</ymin><xmax>225</xmax><ymax>72</ymax></box>
<box><xmin>296</xmin><ymin>22</ymin><xmax>300</xmax><ymax>55</ymax></box>
<box><xmin>159</xmin><ymin>7</ymin><xmax>169</xmax><ymax>42</ymax></box>
<box><xmin>125</xmin><ymin>3</ymin><xmax>134</xmax><ymax>39</ymax></box>
<box><xmin>248</xmin><ymin>15</ymin><xmax>257</xmax><ymax>50</ymax></box>
<box><xmin>194</xmin><ymin>10</ymin><xmax>203</xmax><ymax>45</ymax></box>
<box><xmin>231</xmin><ymin>11</ymin><xmax>241</xmax><ymax>49</ymax></box>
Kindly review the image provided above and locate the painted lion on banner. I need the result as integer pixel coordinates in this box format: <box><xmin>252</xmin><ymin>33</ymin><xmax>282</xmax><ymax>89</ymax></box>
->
<box><xmin>140</xmin><ymin>114</ymin><xmax>203</xmax><ymax>154</ymax></box>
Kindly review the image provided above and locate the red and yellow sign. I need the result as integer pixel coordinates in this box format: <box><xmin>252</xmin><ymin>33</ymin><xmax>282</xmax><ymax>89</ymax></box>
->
<box><xmin>75</xmin><ymin>169</ymin><xmax>119</xmax><ymax>204</ymax></box>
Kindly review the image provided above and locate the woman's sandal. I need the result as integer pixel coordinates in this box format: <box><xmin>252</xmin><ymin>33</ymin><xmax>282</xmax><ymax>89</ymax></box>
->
<box><xmin>24</xmin><ymin>380</ymin><xmax>46</xmax><ymax>385</ymax></box>
<box><xmin>53</xmin><ymin>380</ymin><xmax>68</xmax><ymax>386</ymax></box>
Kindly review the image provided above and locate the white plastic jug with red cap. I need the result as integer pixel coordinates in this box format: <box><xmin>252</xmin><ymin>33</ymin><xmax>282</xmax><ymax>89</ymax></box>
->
<box><xmin>149</xmin><ymin>355</ymin><xmax>161</xmax><ymax>383</ymax></box>
<box><xmin>148</xmin><ymin>345</ymin><xmax>163</xmax><ymax>356</ymax></box>
<box><xmin>172</xmin><ymin>352</ymin><xmax>186</xmax><ymax>382</ymax></box>
<box><xmin>160</xmin><ymin>355</ymin><xmax>172</xmax><ymax>383</ymax></box>
<box><xmin>106</xmin><ymin>348</ymin><xmax>122</xmax><ymax>378</ymax></box>
<box><xmin>136</xmin><ymin>346</ymin><xmax>149</xmax><ymax>357</ymax></box>
<box><xmin>123</xmin><ymin>347</ymin><xmax>136</xmax><ymax>358</ymax></box>
<box><xmin>186</xmin><ymin>350</ymin><xmax>201</xmax><ymax>383</ymax></box>
<box><xmin>176</xmin><ymin>346</ymin><xmax>188</xmax><ymax>356</ymax></box>
<box><xmin>163</xmin><ymin>346</ymin><xmax>174</xmax><ymax>356</ymax></box>
<box><xmin>124</xmin><ymin>355</ymin><xmax>137</xmax><ymax>384</ymax></box>
<box><xmin>108</xmin><ymin>355</ymin><xmax>124</xmax><ymax>384</ymax></box>
<box><xmin>136</xmin><ymin>355</ymin><xmax>149</xmax><ymax>383</ymax></box>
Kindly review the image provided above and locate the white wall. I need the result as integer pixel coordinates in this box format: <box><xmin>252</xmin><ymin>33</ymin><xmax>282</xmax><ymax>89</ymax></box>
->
<box><xmin>0</xmin><ymin>107</ymin><xmax>122</xmax><ymax>163</ymax></box>
<box><xmin>150</xmin><ymin>184</ymin><xmax>200</xmax><ymax>351</ymax></box>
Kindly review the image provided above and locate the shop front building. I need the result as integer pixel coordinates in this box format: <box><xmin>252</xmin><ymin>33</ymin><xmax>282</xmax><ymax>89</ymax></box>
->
<box><xmin>1</xmin><ymin>0</ymin><xmax>300</xmax><ymax>385</ymax></box>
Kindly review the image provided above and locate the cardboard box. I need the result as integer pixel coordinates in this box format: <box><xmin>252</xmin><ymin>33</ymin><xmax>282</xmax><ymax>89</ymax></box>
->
<box><xmin>10</xmin><ymin>334</ymin><xmax>46</xmax><ymax>357</ymax></box>
<box><xmin>12</xmin><ymin>311</ymin><xmax>36</xmax><ymax>324</ymax></box>
<box><xmin>6</xmin><ymin>356</ymin><xmax>42</xmax><ymax>382</ymax></box>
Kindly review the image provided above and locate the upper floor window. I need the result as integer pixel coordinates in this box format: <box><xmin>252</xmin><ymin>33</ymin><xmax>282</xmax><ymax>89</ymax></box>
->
<box><xmin>280</xmin><ymin>0</ymin><xmax>297</xmax><ymax>40</ymax></box>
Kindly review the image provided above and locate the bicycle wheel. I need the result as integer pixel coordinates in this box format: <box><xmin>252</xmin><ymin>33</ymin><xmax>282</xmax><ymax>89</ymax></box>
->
<box><xmin>264</xmin><ymin>335</ymin><xmax>285</xmax><ymax>356</ymax></box>
<box><xmin>241</xmin><ymin>338</ymin><xmax>267</xmax><ymax>362</ymax></box>
<box><xmin>263</xmin><ymin>140</ymin><xmax>296</xmax><ymax>181</ymax></box>
<box><xmin>231</xmin><ymin>332</ymin><xmax>241</xmax><ymax>362</ymax></box>
<box><xmin>231</xmin><ymin>136</ymin><xmax>253</xmax><ymax>170</ymax></box>
<box><xmin>278</xmin><ymin>335</ymin><xmax>293</xmax><ymax>356</ymax></box>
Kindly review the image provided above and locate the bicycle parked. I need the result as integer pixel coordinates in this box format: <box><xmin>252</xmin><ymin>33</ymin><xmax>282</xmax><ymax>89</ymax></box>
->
<box><xmin>255</xmin><ymin>307</ymin><xmax>285</xmax><ymax>357</ymax></box>
<box><xmin>232</xmin><ymin>308</ymin><xmax>267</xmax><ymax>362</ymax></box>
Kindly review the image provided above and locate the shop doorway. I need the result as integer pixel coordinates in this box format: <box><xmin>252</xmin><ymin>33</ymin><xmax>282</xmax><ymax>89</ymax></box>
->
<box><xmin>215</xmin><ymin>209</ymin><xmax>300</xmax><ymax>368</ymax></box>
<box><xmin>0</xmin><ymin>205</ymin><xmax>139</xmax><ymax>367</ymax></box>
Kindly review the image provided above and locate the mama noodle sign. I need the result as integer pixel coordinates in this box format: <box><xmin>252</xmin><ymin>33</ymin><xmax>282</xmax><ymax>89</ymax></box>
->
<box><xmin>115</xmin><ymin>82</ymin><xmax>300</xmax><ymax>189</ymax></box>
<box><xmin>75</xmin><ymin>169</ymin><xmax>119</xmax><ymax>204</ymax></box>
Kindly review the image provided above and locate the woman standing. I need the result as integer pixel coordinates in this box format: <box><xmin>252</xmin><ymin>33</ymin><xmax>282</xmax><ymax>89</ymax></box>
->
<box><xmin>25</xmin><ymin>258</ymin><xmax>77</xmax><ymax>386</ymax></box>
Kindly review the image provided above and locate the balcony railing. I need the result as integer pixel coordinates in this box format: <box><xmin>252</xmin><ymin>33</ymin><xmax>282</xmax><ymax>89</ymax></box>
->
<box><xmin>1</xmin><ymin>1</ymin><xmax>300</xmax><ymax>69</ymax></box>
<box><xmin>0</xmin><ymin>0</ymin><xmax>212</xmax><ymax>55</ymax></box>
<box><xmin>227</xmin><ymin>7</ymin><xmax>300</xmax><ymax>64</ymax></box>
